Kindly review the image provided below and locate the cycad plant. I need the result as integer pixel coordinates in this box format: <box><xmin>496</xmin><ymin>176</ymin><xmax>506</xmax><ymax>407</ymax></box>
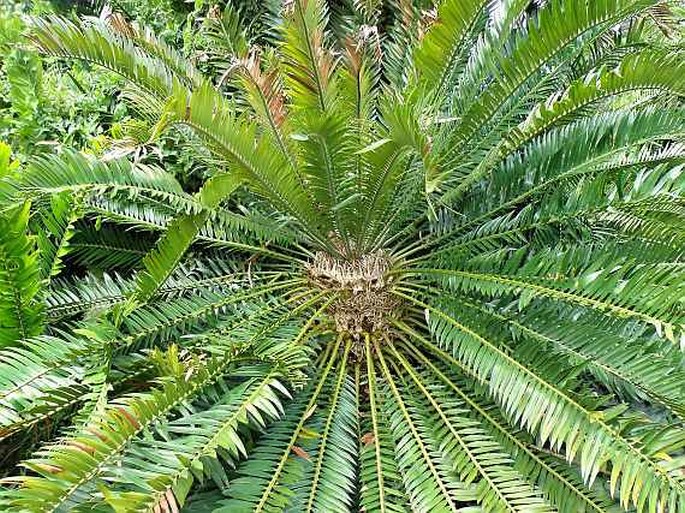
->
<box><xmin>1</xmin><ymin>1</ymin><xmax>685</xmax><ymax>512</ymax></box>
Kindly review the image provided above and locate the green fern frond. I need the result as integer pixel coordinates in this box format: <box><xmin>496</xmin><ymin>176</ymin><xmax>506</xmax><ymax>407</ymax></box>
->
<box><xmin>34</xmin><ymin>192</ymin><xmax>82</xmax><ymax>284</ymax></box>
<box><xmin>0</xmin><ymin>202</ymin><xmax>44</xmax><ymax>348</ymax></box>
<box><xmin>412</xmin><ymin>0</ymin><xmax>489</xmax><ymax>97</ymax></box>
<box><xmin>413</xmin><ymin>296</ymin><xmax>685</xmax><ymax>510</ymax></box>
<box><xmin>101</xmin><ymin>370</ymin><xmax>287</xmax><ymax>512</ymax></box>
<box><xmin>281</xmin><ymin>0</ymin><xmax>339</xmax><ymax>112</ymax></box>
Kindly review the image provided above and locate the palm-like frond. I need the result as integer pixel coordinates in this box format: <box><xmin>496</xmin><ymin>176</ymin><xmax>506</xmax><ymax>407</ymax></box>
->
<box><xmin>281</xmin><ymin>0</ymin><xmax>338</xmax><ymax>112</ymax></box>
<box><xmin>1</xmin><ymin>1</ymin><xmax>684</xmax><ymax>512</ymax></box>
<box><xmin>0</xmin><ymin>203</ymin><xmax>44</xmax><ymax>348</ymax></box>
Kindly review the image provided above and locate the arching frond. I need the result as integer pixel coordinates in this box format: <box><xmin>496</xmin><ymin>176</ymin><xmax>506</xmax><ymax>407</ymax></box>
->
<box><xmin>389</xmin><ymin>343</ymin><xmax>553</xmax><ymax>512</ymax></box>
<box><xmin>29</xmin><ymin>15</ymin><xmax>183</xmax><ymax>100</ymax></box>
<box><xmin>4</xmin><ymin>151</ymin><xmax>190</xmax><ymax>213</ymax></box>
<box><xmin>395</xmin><ymin>330</ymin><xmax>624</xmax><ymax>513</ymax></box>
<box><xmin>100</xmin><ymin>370</ymin><xmax>287</xmax><ymax>512</ymax></box>
<box><xmin>281</xmin><ymin>0</ymin><xmax>339</xmax><ymax>112</ymax></box>
<box><xmin>216</xmin><ymin>345</ymin><xmax>339</xmax><ymax>512</ymax></box>
<box><xmin>412</xmin><ymin>0</ymin><xmax>489</xmax><ymax>97</ymax></box>
<box><xmin>360</xmin><ymin>339</ymin><xmax>412</xmax><ymax>513</ymax></box>
<box><xmin>0</xmin><ymin>202</ymin><xmax>44</xmax><ymax>348</ymax></box>
<box><xmin>34</xmin><ymin>192</ymin><xmax>82</xmax><ymax>284</ymax></box>
<box><xmin>406</xmin><ymin>295</ymin><xmax>685</xmax><ymax>510</ymax></box>
<box><xmin>375</xmin><ymin>339</ymin><xmax>464</xmax><ymax>513</ymax></box>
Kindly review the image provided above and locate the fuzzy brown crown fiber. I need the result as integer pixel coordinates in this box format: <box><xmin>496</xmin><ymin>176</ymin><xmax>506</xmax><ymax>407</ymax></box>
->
<box><xmin>306</xmin><ymin>251</ymin><xmax>398</xmax><ymax>337</ymax></box>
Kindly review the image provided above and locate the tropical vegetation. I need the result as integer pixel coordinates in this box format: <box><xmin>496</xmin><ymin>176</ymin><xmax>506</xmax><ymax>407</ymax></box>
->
<box><xmin>0</xmin><ymin>0</ymin><xmax>684</xmax><ymax>512</ymax></box>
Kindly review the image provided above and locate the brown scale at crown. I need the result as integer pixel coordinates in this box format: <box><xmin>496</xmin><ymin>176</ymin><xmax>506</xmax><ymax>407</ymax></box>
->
<box><xmin>306</xmin><ymin>251</ymin><xmax>400</xmax><ymax>339</ymax></box>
